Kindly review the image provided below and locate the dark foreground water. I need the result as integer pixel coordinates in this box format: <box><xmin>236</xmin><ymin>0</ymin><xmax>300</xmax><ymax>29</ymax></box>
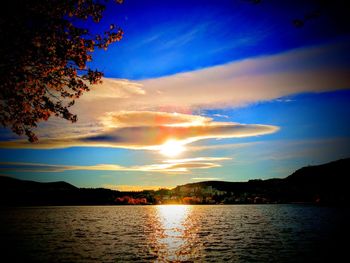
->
<box><xmin>0</xmin><ymin>205</ymin><xmax>348</xmax><ymax>262</ymax></box>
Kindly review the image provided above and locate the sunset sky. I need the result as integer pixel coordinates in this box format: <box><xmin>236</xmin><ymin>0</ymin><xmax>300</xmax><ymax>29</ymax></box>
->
<box><xmin>1</xmin><ymin>0</ymin><xmax>350</xmax><ymax>190</ymax></box>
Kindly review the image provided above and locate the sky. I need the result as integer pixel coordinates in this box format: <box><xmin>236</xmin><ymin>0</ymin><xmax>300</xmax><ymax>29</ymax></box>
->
<box><xmin>1</xmin><ymin>0</ymin><xmax>350</xmax><ymax>190</ymax></box>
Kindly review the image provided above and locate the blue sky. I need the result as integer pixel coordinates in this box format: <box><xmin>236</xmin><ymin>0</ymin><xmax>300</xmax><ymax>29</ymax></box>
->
<box><xmin>91</xmin><ymin>0</ymin><xmax>349</xmax><ymax>79</ymax></box>
<box><xmin>1</xmin><ymin>0</ymin><xmax>350</xmax><ymax>190</ymax></box>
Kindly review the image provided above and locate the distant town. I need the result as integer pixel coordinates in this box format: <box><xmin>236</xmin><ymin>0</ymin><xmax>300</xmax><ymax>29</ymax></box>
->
<box><xmin>114</xmin><ymin>183</ymin><xmax>273</xmax><ymax>205</ymax></box>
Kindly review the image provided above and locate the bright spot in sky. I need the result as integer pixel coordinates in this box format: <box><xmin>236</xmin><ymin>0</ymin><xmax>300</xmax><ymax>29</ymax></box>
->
<box><xmin>160</xmin><ymin>140</ymin><xmax>185</xmax><ymax>157</ymax></box>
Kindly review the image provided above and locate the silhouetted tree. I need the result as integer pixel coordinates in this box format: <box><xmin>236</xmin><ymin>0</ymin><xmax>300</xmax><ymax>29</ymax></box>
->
<box><xmin>0</xmin><ymin>0</ymin><xmax>123</xmax><ymax>142</ymax></box>
<box><xmin>292</xmin><ymin>0</ymin><xmax>349</xmax><ymax>31</ymax></box>
<box><xmin>247</xmin><ymin>0</ymin><xmax>349</xmax><ymax>30</ymax></box>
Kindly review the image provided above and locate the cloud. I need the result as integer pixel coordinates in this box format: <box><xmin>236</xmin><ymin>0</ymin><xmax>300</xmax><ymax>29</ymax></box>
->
<box><xmin>3</xmin><ymin>42</ymin><xmax>346</xmax><ymax>147</ymax></box>
<box><xmin>0</xmin><ymin>157</ymin><xmax>231</xmax><ymax>174</ymax></box>
<box><xmin>23</xmin><ymin>41</ymin><xmax>347</xmax><ymax>141</ymax></box>
<box><xmin>83</xmin><ymin>79</ymin><xmax>145</xmax><ymax>100</ymax></box>
<box><xmin>164</xmin><ymin>157</ymin><xmax>231</xmax><ymax>163</ymax></box>
<box><xmin>187</xmin><ymin>142</ymin><xmax>261</xmax><ymax>152</ymax></box>
<box><xmin>211</xmin><ymin>114</ymin><xmax>229</xmax><ymax>119</ymax></box>
<box><xmin>137</xmin><ymin>42</ymin><xmax>349</xmax><ymax>110</ymax></box>
<box><xmin>244</xmin><ymin>137</ymin><xmax>350</xmax><ymax>162</ymax></box>
<box><xmin>100</xmin><ymin>111</ymin><xmax>211</xmax><ymax>128</ymax></box>
<box><xmin>71</xmin><ymin>42</ymin><xmax>350</xmax><ymax>118</ymax></box>
<box><xmin>191</xmin><ymin>177</ymin><xmax>222</xmax><ymax>181</ymax></box>
<box><xmin>103</xmin><ymin>184</ymin><xmax>171</xmax><ymax>191</ymax></box>
<box><xmin>0</xmin><ymin>113</ymin><xmax>278</xmax><ymax>149</ymax></box>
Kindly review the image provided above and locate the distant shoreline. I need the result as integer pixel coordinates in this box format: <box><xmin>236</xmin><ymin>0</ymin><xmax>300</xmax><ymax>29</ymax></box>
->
<box><xmin>1</xmin><ymin>158</ymin><xmax>349</xmax><ymax>207</ymax></box>
<box><xmin>1</xmin><ymin>202</ymin><xmax>340</xmax><ymax>208</ymax></box>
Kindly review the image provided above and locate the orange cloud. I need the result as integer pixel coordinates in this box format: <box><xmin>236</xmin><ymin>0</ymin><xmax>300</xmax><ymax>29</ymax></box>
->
<box><xmin>0</xmin><ymin>119</ymin><xmax>278</xmax><ymax>149</ymax></box>
<box><xmin>100</xmin><ymin>111</ymin><xmax>211</xmax><ymax>128</ymax></box>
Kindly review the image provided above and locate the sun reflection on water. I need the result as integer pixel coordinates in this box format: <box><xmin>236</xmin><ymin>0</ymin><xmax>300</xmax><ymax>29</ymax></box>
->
<box><xmin>150</xmin><ymin>205</ymin><xmax>199</xmax><ymax>262</ymax></box>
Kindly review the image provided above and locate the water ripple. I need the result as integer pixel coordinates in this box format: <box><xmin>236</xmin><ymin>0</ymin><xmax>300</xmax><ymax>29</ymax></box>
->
<box><xmin>0</xmin><ymin>205</ymin><xmax>348</xmax><ymax>262</ymax></box>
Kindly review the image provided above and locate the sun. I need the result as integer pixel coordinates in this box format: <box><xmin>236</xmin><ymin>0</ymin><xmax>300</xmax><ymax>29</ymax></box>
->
<box><xmin>159</xmin><ymin>139</ymin><xmax>185</xmax><ymax>157</ymax></box>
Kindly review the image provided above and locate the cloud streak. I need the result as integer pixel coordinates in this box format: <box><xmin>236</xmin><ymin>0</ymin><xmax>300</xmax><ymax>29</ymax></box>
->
<box><xmin>136</xmin><ymin>42</ymin><xmax>349</xmax><ymax>110</ymax></box>
<box><xmin>72</xmin><ymin>42</ymin><xmax>350</xmax><ymax>118</ymax></box>
<box><xmin>0</xmin><ymin>119</ymin><xmax>278</xmax><ymax>149</ymax></box>
<box><xmin>100</xmin><ymin>111</ymin><xmax>211</xmax><ymax>128</ymax></box>
<box><xmin>0</xmin><ymin>157</ymin><xmax>231</xmax><ymax>174</ymax></box>
<box><xmin>164</xmin><ymin>157</ymin><xmax>231</xmax><ymax>163</ymax></box>
<box><xmin>191</xmin><ymin>177</ymin><xmax>222</xmax><ymax>181</ymax></box>
<box><xmin>103</xmin><ymin>184</ymin><xmax>171</xmax><ymax>191</ymax></box>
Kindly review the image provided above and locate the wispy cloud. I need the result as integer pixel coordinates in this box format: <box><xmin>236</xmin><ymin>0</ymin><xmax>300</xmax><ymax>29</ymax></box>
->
<box><xmin>69</xmin><ymin>42</ymin><xmax>350</xmax><ymax>118</ymax></box>
<box><xmin>212</xmin><ymin>114</ymin><xmax>229</xmax><ymax>119</ymax></box>
<box><xmin>103</xmin><ymin>184</ymin><xmax>171</xmax><ymax>191</ymax></box>
<box><xmin>164</xmin><ymin>157</ymin><xmax>231</xmax><ymax>163</ymax></box>
<box><xmin>187</xmin><ymin>142</ymin><xmax>261</xmax><ymax>152</ymax></box>
<box><xmin>247</xmin><ymin>138</ymin><xmax>350</xmax><ymax>162</ymax></box>
<box><xmin>84</xmin><ymin>78</ymin><xmax>145</xmax><ymax>100</ymax></box>
<box><xmin>158</xmin><ymin>21</ymin><xmax>211</xmax><ymax>50</ymax></box>
<box><xmin>0</xmin><ymin>157</ymin><xmax>231</xmax><ymax>174</ymax></box>
<box><xmin>191</xmin><ymin>177</ymin><xmax>222</xmax><ymax>181</ymax></box>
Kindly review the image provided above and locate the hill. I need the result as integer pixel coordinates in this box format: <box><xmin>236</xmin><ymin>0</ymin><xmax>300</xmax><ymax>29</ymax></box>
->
<box><xmin>0</xmin><ymin>176</ymin><xmax>77</xmax><ymax>191</ymax></box>
<box><xmin>0</xmin><ymin>176</ymin><xmax>120</xmax><ymax>206</ymax></box>
<box><xmin>171</xmin><ymin>158</ymin><xmax>349</xmax><ymax>204</ymax></box>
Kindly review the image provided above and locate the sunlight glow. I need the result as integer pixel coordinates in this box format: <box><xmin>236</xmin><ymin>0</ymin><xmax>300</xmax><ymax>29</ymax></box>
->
<box><xmin>159</xmin><ymin>140</ymin><xmax>185</xmax><ymax>157</ymax></box>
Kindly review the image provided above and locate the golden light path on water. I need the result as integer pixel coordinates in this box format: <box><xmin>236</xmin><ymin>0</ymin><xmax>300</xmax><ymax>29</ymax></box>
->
<box><xmin>149</xmin><ymin>205</ymin><xmax>200</xmax><ymax>262</ymax></box>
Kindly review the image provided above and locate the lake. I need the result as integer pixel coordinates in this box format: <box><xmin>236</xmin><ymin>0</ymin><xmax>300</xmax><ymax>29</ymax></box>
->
<box><xmin>0</xmin><ymin>205</ymin><xmax>348</xmax><ymax>262</ymax></box>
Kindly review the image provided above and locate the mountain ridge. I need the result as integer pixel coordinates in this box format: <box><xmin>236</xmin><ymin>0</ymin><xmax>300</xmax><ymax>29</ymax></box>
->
<box><xmin>1</xmin><ymin>158</ymin><xmax>349</xmax><ymax>205</ymax></box>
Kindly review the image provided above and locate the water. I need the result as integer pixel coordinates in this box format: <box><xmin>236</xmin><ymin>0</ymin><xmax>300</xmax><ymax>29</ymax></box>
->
<box><xmin>0</xmin><ymin>205</ymin><xmax>348</xmax><ymax>262</ymax></box>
